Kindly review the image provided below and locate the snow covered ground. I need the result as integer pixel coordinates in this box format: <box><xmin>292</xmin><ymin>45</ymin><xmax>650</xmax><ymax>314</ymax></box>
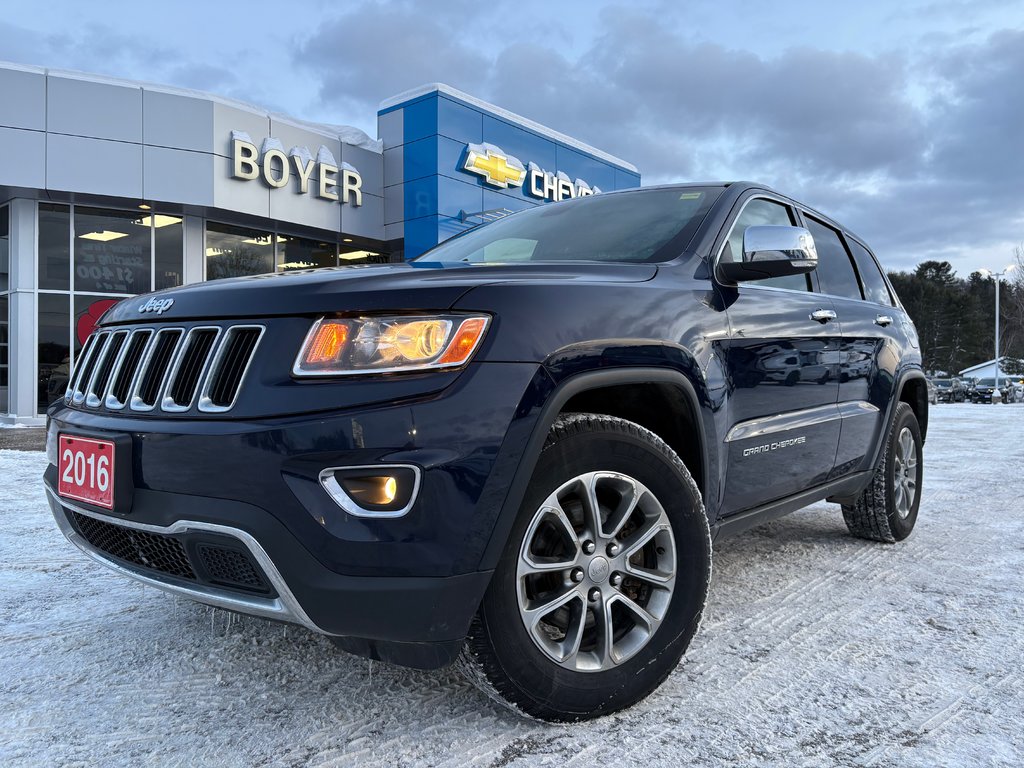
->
<box><xmin>1</xmin><ymin>404</ymin><xmax>1022</xmax><ymax>767</ymax></box>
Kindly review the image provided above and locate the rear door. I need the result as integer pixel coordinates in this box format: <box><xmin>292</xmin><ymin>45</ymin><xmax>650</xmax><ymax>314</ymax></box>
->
<box><xmin>718</xmin><ymin>195</ymin><xmax>842</xmax><ymax>516</ymax></box>
<box><xmin>799</xmin><ymin>215</ymin><xmax>899</xmax><ymax>479</ymax></box>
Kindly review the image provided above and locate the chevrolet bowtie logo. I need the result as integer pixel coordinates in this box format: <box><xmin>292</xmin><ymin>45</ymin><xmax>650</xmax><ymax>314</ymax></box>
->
<box><xmin>462</xmin><ymin>143</ymin><xmax>527</xmax><ymax>188</ymax></box>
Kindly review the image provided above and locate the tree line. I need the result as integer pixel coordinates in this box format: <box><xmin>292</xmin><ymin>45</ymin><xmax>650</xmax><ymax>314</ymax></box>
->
<box><xmin>887</xmin><ymin>249</ymin><xmax>1024</xmax><ymax>376</ymax></box>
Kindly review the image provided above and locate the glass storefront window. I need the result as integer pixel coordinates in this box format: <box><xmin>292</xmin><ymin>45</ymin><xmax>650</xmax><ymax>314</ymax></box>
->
<box><xmin>152</xmin><ymin>214</ymin><xmax>184</xmax><ymax>290</ymax></box>
<box><xmin>206</xmin><ymin>222</ymin><xmax>274</xmax><ymax>280</ymax></box>
<box><xmin>0</xmin><ymin>205</ymin><xmax>9</xmax><ymax>292</ymax></box>
<box><xmin>39</xmin><ymin>204</ymin><xmax>70</xmax><ymax>291</ymax></box>
<box><xmin>74</xmin><ymin>207</ymin><xmax>152</xmax><ymax>294</ymax></box>
<box><xmin>38</xmin><ymin>293</ymin><xmax>70</xmax><ymax>413</ymax></box>
<box><xmin>73</xmin><ymin>294</ymin><xmax>123</xmax><ymax>359</ymax></box>
<box><xmin>0</xmin><ymin>295</ymin><xmax>8</xmax><ymax>414</ymax></box>
<box><xmin>339</xmin><ymin>246</ymin><xmax>387</xmax><ymax>265</ymax></box>
<box><xmin>278</xmin><ymin>235</ymin><xmax>336</xmax><ymax>271</ymax></box>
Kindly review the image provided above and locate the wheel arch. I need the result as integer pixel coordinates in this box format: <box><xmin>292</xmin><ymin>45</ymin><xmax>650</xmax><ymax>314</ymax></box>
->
<box><xmin>862</xmin><ymin>368</ymin><xmax>929</xmax><ymax>475</ymax></box>
<box><xmin>477</xmin><ymin>367</ymin><xmax>711</xmax><ymax>572</ymax></box>
<box><xmin>897</xmin><ymin>370</ymin><xmax>930</xmax><ymax>443</ymax></box>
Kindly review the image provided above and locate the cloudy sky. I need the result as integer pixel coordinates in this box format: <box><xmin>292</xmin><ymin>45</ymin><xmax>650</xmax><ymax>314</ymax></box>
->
<box><xmin>1</xmin><ymin>0</ymin><xmax>1022</xmax><ymax>275</ymax></box>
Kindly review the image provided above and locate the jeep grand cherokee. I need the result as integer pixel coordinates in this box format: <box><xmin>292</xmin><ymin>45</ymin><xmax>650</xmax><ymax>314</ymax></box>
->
<box><xmin>45</xmin><ymin>182</ymin><xmax>927</xmax><ymax>721</ymax></box>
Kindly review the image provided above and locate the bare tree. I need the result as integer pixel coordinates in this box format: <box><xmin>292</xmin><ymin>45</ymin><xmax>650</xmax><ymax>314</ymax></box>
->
<box><xmin>1004</xmin><ymin>244</ymin><xmax>1024</xmax><ymax>375</ymax></box>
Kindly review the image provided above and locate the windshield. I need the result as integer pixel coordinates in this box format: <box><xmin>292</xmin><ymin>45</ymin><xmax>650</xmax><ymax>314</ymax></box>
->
<box><xmin>414</xmin><ymin>186</ymin><xmax>722</xmax><ymax>264</ymax></box>
<box><xmin>934</xmin><ymin>379</ymin><xmax>952</xmax><ymax>388</ymax></box>
<box><xmin>976</xmin><ymin>378</ymin><xmax>995</xmax><ymax>386</ymax></box>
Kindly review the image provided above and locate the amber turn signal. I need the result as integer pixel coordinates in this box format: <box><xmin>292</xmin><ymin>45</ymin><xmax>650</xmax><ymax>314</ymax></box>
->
<box><xmin>438</xmin><ymin>317</ymin><xmax>489</xmax><ymax>365</ymax></box>
<box><xmin>302</xmin><ymin>320</ymin><xmax>350</xmax><ymax>367</ymax></box>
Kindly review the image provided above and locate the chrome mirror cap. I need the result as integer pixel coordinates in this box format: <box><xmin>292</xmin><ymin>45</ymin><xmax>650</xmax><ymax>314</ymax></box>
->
<box><xmin>719</xmin><ymin>225</ymin><xmax>818</xmax><ymax>283</ymax></box>
<box><xmin>742</xmin><ymin>225</ymin><xmax>817</xmax><ymax>266</ymax></box>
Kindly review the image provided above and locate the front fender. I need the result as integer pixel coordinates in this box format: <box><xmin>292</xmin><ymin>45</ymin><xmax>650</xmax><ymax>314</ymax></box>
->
<box><xmin>474</xmin><ymin>363</ymin><xmax>715</xmax><ymax>572</ymax></box>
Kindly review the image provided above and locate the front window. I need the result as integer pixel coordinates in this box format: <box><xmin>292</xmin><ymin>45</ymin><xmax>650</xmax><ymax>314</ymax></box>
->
<box><xmin>722</xmin><ymin>197</ymin><xmax>811</xmax><ymax>292</ymax></box>
<box><xmin>205</xmin><ymin>222</ymin><xmax>274</xmax><ymax>280</ymax></box>
<box><xmin>415</xmin><ymin>187</ymin><xmax>722</xmax><ymax>265</ymax></box>
<box><xmin>278</xmin><ymin>235</ymin><xmax>336</xmax><ymax>272</ymax></box>
<box><xmin>38</xmin><ymin>294</ymin><xmax>70</xmax><ymax>413</ymax></box>
<box><xmin>0</xmin><ymin>205</ymin><xmax>8</xmax><ymax>413</ymax></box>
<box><xmin>0</xmin><ymin>294</ymin><xmax>7</xmax><ymax>415</ymax></box>
<box><xmin>74</xmin><ymin>207</ymin><xmax>153</xmax><ymax>294</ymax></box>
<box><xmin>35</xmin><ymin>203</ymin><xmax>184</xmax><ymax>414</ymax></box>
<box><xmin>39</xmin><ymin>204</ymin><xmax>71</xmax><ymax>291</ymax></box>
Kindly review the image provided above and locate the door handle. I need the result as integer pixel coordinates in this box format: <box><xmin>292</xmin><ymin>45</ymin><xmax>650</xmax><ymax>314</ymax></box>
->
<box><xmin>875</xmin><ymin>315</ymin><xmax>894</xmax><ymax>326</ymax></box>
<box><xmin>810</xmin><ymin>309</ymin><xmax>837</xmax><ymax>323</ymax></box>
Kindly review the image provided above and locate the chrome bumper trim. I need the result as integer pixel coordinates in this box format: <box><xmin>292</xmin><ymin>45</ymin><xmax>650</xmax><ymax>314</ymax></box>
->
<box><xmin>318</xmin><ymin>463</ymin><xmax>422</xmax><ymax>518</ymax></box>
<box><xmin>45</xmin><ymin>485</ymin><xmax>326</xmax><ymax>635</ymax></box>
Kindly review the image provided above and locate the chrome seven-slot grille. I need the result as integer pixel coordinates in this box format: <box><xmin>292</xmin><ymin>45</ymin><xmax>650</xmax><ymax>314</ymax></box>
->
<box><xmin>65</xmin><ymin>324</ymin><xmax>265</xmax><ymax>414</ymax></box>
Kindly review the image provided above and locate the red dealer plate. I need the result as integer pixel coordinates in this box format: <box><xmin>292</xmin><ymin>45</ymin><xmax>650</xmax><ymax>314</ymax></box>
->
<box><xmin>58</xmin><ymin>435</ymin><xmax>115</xmax><ymax>509</ymax></box>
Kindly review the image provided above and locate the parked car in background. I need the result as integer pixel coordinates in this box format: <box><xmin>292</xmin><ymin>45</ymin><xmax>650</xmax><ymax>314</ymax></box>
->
<box><xmin>970</xmin><ymin>377</ymin><xmax>997</xmax><ymax>403</ymax></box>
<box><xmin>933</xmin><ymin>378</ymin><xmax>966</xmax><ymax>403</ymax></box>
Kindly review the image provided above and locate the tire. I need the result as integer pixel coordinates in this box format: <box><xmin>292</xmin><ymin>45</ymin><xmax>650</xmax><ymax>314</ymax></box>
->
<box><xmin>842</xmin><ymin>402</ymin><xmax>923</xmax><ymax>543</ymax></box>
<box><xmin>458</xmin><ymin>413</ymin><xmax>711</xmax><ymax>721</ymax></box>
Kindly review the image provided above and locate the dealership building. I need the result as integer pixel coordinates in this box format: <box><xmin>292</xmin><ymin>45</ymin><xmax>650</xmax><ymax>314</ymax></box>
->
<box><xmin>0</xmin><ymin>61</ymin><xmax>640</xmax><ymax>423</ymax></box>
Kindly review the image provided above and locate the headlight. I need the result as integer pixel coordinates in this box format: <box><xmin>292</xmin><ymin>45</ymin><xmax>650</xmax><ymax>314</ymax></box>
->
<box><xmin>293</xmin><ymin>314</ymin><xmax>490</xmax><ymax>376</ymax></box>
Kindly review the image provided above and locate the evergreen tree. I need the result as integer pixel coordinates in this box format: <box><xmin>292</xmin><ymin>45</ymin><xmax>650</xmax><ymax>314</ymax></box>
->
<box><xmin>886</xmin><ymin>256</ymin><xmax>1024</xmax><ymax>375</ymax></box>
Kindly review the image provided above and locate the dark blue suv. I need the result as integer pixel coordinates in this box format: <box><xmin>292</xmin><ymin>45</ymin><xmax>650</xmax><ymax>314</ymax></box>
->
<box><xmin>45</xmin><ymin>182</ymin><xmax>928</xmax><ymax>721</ymax></box>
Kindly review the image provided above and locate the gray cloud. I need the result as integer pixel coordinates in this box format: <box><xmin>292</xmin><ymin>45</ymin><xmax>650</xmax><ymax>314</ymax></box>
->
<box><xmin>166</xmin><ymin>62</ymin><xmax>238</xmax><ymax>93</ymax></box>
<box><xmin>0</xmin><ymin>22</ymin><xmax>179</xmax><ymax>78</ymax></box>
<box><xmin>1</xmin><ymin>3</ymin><xmax>1020</xmax><ymax>276</ymax></box>
<box><xmin>294</xmin><ymin>3</ymin><xmax>1022</xmax><ymax>273</ymax></box>
<box><xmin>296</xmin><ymin>1</ymin><xmax>489</xmax><ymax>113</ymax></box>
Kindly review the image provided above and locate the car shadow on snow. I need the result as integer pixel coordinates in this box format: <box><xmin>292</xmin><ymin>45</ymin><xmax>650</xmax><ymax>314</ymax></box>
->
<box><xmin>69</xmin><ymin>500</ymin><xmax>869</xmax><ymax>751</ymax></box>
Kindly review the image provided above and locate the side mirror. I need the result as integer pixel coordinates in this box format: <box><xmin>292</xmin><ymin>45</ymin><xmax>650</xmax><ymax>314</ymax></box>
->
<box><xmin>719</xmin><ymin>225</ymin><xmax>818</xmax><ymax>283</ymax></box>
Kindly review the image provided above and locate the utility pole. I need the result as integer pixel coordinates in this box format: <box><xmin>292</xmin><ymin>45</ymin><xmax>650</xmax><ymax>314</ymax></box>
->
<box><xmin>982</xmin><ymin>264</ymin><xmax>1017</xmax><ymax>401</ymax></box>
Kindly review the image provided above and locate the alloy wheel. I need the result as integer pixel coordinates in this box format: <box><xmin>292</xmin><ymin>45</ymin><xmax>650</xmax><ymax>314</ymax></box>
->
<box><xmin>893</xmin><ymin>427</ymin><xmax>918</xmax><ymax>519</ymax></box>
<box><xmin>515</xmin><ymin>471</ymin><xmax>676</xmax><ymax>673</ymax></box>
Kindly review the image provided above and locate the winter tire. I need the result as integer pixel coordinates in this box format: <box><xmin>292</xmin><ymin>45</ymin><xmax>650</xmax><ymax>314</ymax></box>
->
<box><xmin>842</xmin><ymin>401</ymin><xmax>923</xmax><ymax>543</ymax></box>
<box><xmin>458</xmin><ymin>413</ymin><xmax>712</xmax><ymax>721</ymax></box>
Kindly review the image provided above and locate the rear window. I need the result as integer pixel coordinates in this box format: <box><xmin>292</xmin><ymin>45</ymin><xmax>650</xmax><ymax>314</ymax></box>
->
<box><xmin>415</xmin><ymin>187</ymin><xmax>722</xmax><ymax>264</ymax></box>
<box><xmin>805</xmin><ymin>217</ymin><xmax>863</xmax><ymax>301</ymax></box>
<box><xmin>847</xmin><ymin>238</ymin><xmax>893</xmax><ymax>306</ymax></box>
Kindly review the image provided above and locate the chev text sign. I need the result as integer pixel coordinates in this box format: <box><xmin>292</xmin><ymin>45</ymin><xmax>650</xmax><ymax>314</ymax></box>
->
<box><xmin>230</xmin><ymin>132</ymin><xmax>363</xmax><ymax>206</ymax></box>
<box><xmin>461</xmin><ymin>143</ymin><xmax>601</xmax><ymax>202</ymax></box>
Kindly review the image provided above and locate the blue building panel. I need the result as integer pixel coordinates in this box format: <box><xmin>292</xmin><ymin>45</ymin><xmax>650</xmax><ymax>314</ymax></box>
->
<box><xmin>615</xmin><ymin>167</ymin><xmax>642</xmax><ymax>190</ymax></box>
<box><xmin>480</xmin><ymin>115</ymin><xmax>558</xmax><ymax>176</ymax></box>
<box><xmin>437</xmin><ymin>96</ymin><xmax>483</xmax><ymax>145</ymax></box>
<box><xmin>379</xmin><ymin>84</ymin><xmax>641</xmax><ymax>258</ymax></box>
<box><xmin>402</xmin><ymin>136</ymin><xmax>438</xmax><ymax>184</ymax></box>
<box><xmin>403</xmin><ymin>215</ymin><xmax>440</xmax><ymax>259</ymax></box>
<box><xmin>403</xmin><ymin>176</ymin><xmax>440</xmax><ymax>221</ymax></box>
<box><xmin>482</xmin><ymin>190</ymin><xmax>536</xmax><ymax>214</ymax></box>
<box><xmin>436</xmin><ymin>175</ymin><xmax>484</xmax><ymax>219</ymax></box>
<box><xmin>554</xmin><ymin>146</ymin><xmax>617</xmax><ymax>192</ymax></box>
<box><xmin>437</xmin><ymin>135</ymin><xmax>471</xmax><ymax>183</ymax></box>
<box><xmin>401</xmin><ymin>94</ymin><xmax>439</xmax><ymax>144</ymax></box>
<box><xmin>437</xmin><ymin>214</ymin><xmax>472</xmax><ymax>244</ymax></box>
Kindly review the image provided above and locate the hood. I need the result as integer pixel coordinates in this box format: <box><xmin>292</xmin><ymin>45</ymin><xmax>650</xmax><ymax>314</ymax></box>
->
<box><xmin>99</xmin><ymin>261</ymin><xmax>658</xmax><ymax>324</ymax></box>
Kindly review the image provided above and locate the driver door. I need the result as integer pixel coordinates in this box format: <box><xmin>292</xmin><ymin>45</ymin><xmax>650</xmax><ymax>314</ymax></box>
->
<box><xmin>718</xmin><ymin>196</ymin><xmax>842</xmax><ymax>516</ymax></box>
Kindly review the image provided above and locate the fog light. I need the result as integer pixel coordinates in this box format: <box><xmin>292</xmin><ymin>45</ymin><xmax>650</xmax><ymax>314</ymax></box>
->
<box><xmin>341</xmin><ymin>475</ymin><xmax>398</xmax><ymax>506</ymax></box>
<box><xmin>318</xmin><ymin>465</ymin><xmax>420</xmax><ymax>518</ymax></box>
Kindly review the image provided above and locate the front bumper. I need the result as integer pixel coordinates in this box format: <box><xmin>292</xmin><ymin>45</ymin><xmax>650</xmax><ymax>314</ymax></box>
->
<box><xmin>45</xmin><ymin>361</ymin><xmax>548</xmax><ymax>668</ymax></box>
